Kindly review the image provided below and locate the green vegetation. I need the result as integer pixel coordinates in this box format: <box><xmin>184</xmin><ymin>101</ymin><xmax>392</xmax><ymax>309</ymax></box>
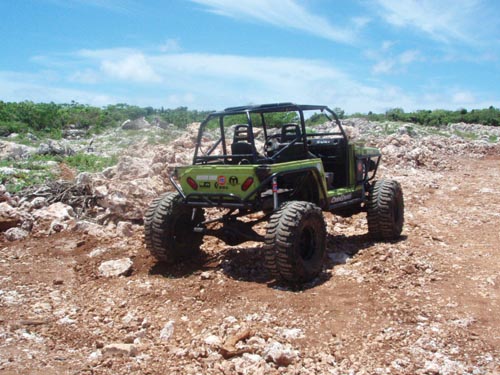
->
<box><xmin>350</xmin><ymin>106</ymin><xmax>500</xmax><ymax>127</ymax></box>
<box><xmin>0</xmin><ymin>101</ymin><xmax>212</xmax><ymax>139</ymax></box>
<box><xmin>1</xmin><ymin>101</ymin><xmax>498</xmax><ymax>140</ymax></box>
<box><xmin>0</xmin><ymin>153</ymin><xmax>117</xmax><ymax>192</ymax></box>
<box><xmin>0</xmin><ymin>155</ymin><xmax>57</xmax><ymax>192</ymax></box>
<box><xmin>65</xmin><ymin>153</ymin><xmax>118</xmax><ymax>173</ymax></box>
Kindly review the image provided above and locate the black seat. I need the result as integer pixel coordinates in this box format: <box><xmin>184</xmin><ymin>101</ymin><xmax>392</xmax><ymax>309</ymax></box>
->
<box><xmin>281</xmin><ymin>123</ymin><xmax>301</xmax><ymax>143</ymax></box>
<box><xmin>268</xmin><ymin>123</ymin><xmax>312</xmax><ymax>162</ymax></box>
<box><xmin>231</xmin><ymin>124</ymin><xmax>256</xmax><ymax>163</ymax></box>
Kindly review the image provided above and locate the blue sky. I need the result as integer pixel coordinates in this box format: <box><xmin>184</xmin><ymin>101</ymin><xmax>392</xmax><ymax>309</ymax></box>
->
<box><xmin>0</xmin><ymin>0</ymin><xmax>499</xmax><ymax>113</ymax></box>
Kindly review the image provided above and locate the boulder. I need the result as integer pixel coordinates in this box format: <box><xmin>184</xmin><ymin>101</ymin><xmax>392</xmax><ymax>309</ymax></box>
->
<box><xmin>32</xmin><ymin>202</ymin><xmax>76</xmax><ymax>222</ymax></box>
<box><xmin>121</xmin><ymin>117</ymin><xmax>151</xmax><ymax>130</ymax></box>
<box><xmin>263</xmin><ymin>341</ymin><xmax>298</xmax><ymax>367</ymax></box>
<box><xmin>0</xmin><ymin>140</ymin><xmax>35</xmax><ymax>160</ymax></box>
<box><xmin>31</xmin><ymin>197</ymin><xmax>48</xmax><ymax>209</ymax></box>
<box><xmin>98</xmin><ymin>258</ymin><xmax>133</xmax><ymax>277</ymax></box>
<box><xmin>0</xmin><ymin>202</ymin><xmax>22</xmax><ymax>231</ymax></box>
<box><xmin>36</xmin><ymin>140</ymin><xmax>75</xmax><ymax>156</ymax></box>
<box><xmin>4</xmin><ymin>227</ymin><xmax>29</xmax><ymax>241</ymax></box>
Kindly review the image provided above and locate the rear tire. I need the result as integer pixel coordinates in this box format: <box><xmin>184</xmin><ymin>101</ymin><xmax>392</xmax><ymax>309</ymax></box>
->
<box><xmin>264</xmin><ymin>201</ymin><xmax>326</xmax><ymax>283</ymax></box>
<box><xmin>144</xmin><ymin>192</ymin><xmax>205</xmax><ymax>263</ymax></box>
<box><xmin>367</xmin><ymin>180</ymin><xmax>404</xmax><ymax>240</ymax></box>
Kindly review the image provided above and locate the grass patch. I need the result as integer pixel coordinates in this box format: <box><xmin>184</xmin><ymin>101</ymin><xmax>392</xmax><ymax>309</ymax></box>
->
<box><xmin>65</xmin><ymin>153</ymin><xmax>118</xmax><ymax>173</ymax></box>
<box><xmin>0</xmin><ymin>153</ymin><xmax>118</xmax><ymax>192</ymax></box>
<box><xmin>452</xmin><ymin>129</ymin><xmax>479</xmax><ymax>140</ymax></box>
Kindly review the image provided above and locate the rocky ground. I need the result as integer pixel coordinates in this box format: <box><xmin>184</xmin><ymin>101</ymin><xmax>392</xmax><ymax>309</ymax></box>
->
<box><xmin>0</xmin><ymin>119</ymin><xmax>499</xmax><ymax>374</ymax></box>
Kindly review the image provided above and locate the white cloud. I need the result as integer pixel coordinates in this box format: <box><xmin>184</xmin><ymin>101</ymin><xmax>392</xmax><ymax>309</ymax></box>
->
<box><xmin>381</xmin><ymin>41</ymin><xmax>395</xmax><ymax>51</ymax></box>
<box><xmin>69</xmin><ymin>69</ymin><xmax>100</xmax><ymax>84</ymax></box>
<box><xmin>399</xmin><ymin>50</ymin><xmax>419</xmax><ymax>64</ymax></box>
<box><xmin>1</xmin><ymin>48</ymin><xmax>495</xmax><ymax>113</ymax></box>
<box><xmin>0</xmin><ymin>71</ymin><xmax>116</xmax><ymax>106</ymax></box>
<box><xmin>373</xmin><ymin>60</ymin><xmax>395</xmax><ymax>74</ymax></box>
<box><xmin>369</xmin><ymin>43</ymin><xmax>422</xmax><ymax>74</ymax></box>
<box><xmin>100</xmin><ymin>53</ymin><xmax>161</xmax><ymax>83</ymax></box>
<box><xmin>374</xmin><ymin>0</ymin><xmax>490</xmax><ymax>44</ymax></box>
<box><xmin>452</xmin><ymin>91</ymin><xmax>476</xmax><ymax>104</ymax></box>
<box><xmin>190</xmin><ymin>0</ymin><xmax>361</xmax><ymax>44</ymax></box>
<box><xmin>159</xmin><ymin>39</ymin><xmax>181</xmax><ymax>53</ymax></box>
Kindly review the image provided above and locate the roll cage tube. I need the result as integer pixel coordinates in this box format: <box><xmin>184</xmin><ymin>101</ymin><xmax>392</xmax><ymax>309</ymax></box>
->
<box><xmin>192</xmin><ymin>103</ymin><xmax>347</xmax><ymax>164</ymax></box>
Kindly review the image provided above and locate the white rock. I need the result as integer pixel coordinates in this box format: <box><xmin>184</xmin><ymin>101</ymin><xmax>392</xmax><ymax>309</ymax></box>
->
<box><xmin>73</xmin><ymin>220</ymin><xmax>108</xmax><ymax>237</ymax></box>
<box><xmin>31</xmin><ymin>197</ymin><xmax>47</xmax><ymax>209</ymax></box>
<box><xmin>116</xmin><ymin>221</ymin><xmax>133</xmax><ymax>237</ymax></box>
<box><xmin>263</xmin><ymin>341</ymin><xmax>298</xmax><ymax>366</ymax></box>
<box><xmin>58</xmin><ymin>316</ymin><xmax>77</xmax><ymax>325</ymax></box>
<box><xmin>160</xmin><ymin>320</ymin><xmax>175</xmax><ymax>341</ymax></box>
<box><xmin>328</xmin><ymin>252</ymin><xmax>350</xmax><ymax>264</ymax></box>
<box><xmin>121</xmin><ymin>312</ymin><xmax>136</xmax><ymax>324</ymax></box>
<box><xmin>94</xmin><ymin>185</ymin><xmax>109</xmax><ymax>197</ymax></box>
<box><xmin>0</xmin><ymin>202</ymin><xmax>22</xmax><ymax>230</ymax></box>
<box><xmin>200</xmin><ymin>271</ymin><xmax>212</xmax><ymax>280</ymax></box>
<box><xmin>242</xmin><ymin>353</ymin><xmax>264</xmax><ymax>362</ymax></box>
<box><xmin>4</xmin><ymin>227</ymin><xmax>29</xmax><ymax>241</ymax></box>
<box><xmin>280</xmin><ymin>328</ymin><xmax>304</xmax><ymax>339</ymax></box>
<box><xmin>98</xmin><ymin>258</ymin><xmax>133</xmax><ymax>277</ymax></box>
<box><xmin>88</xmin><ymin>247</ymin><xmax>109</xmax><ymax>258</ymax></box>
<box><xmin>32</xmin><ymin>202</ymin><xmax>75</xmax><ymax>222</ymax></box>
<box><xmin>203</xmin><ymin>334</ymin><xmax>222</xmax><ymax>346</ymax></box>
<box><xmin>88</xmin><ymin>350</ymin><xmax>102</xmax><ymax>361</ymax></box>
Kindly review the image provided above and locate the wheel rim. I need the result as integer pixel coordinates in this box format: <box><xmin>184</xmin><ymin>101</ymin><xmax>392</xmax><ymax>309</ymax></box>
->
<box><xmin>299</xmin><ymin>226</ymin><xmax>316</xmax><ymax>261</ymax></box>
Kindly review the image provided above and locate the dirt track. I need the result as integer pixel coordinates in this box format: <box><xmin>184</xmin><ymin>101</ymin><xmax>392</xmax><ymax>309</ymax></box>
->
<box><xmin>1</xmin><ymin>154</ymin><xmax>499</xmax><ymax>374</ymax></box>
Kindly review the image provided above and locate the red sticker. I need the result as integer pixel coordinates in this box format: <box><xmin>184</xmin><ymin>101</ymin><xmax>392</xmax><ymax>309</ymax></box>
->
<box><xmin>217</xmin><ymin>176</ymin><xmax>226</xmax><ymax>186</ymax></box>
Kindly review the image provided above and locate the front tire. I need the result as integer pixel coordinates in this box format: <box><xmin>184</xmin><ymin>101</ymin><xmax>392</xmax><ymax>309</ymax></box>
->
<box><xmin>144</xmin><ymin>192</ymin><xmax>205</xmax><ymax>263</ymax></box>
<box><xmin>264</xmin><ymin>201</ymin><xmax>326</xmax><ymax>283</ymax></box>
<box><xmin>367</xmin><ymin>180</ymin><xmax>404</xmax><ymax>240</ymax></box>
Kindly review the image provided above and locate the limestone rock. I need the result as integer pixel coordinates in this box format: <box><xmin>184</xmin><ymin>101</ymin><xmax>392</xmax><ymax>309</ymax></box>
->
<box><xmin>4</xmin><ymin>227</ymin><xmax>29</xmax><ymax>241</ymax></box>
<box><xmin>32</xmin><ymin>202</ymin><xmax>75</xmax><ymax>222</ymax></box>
<box><xmin>121</xmin><ymin>117</ymin><xmax>151</xmax><ymax>130</ymax></box>
<box><xmin>36</xmin><ymin>140</ymin><xmax>74</xmax><ymax>156</ymax></box>
<box><xmin>159</xmin><ymin>321</ymin><xmax>175</xmax><ymax>341</ymax></box>
<box><xmin>0</xmin><ymin>202</ymin><xmax>22</xmax><ymax>231</ymax></box>
<box><xmin>263</xmin><ymin>341</ymin><xmax>298</xmax><ymax>366</ymax></box>
<box><xmin>98</xmin><ymin>258</ymin><xmax>133</xmax><ymax>277</ymax></box>
<box><xmin>0</xmin><ymin>140</ymin><xmax>35</xmax><ymax>160</ymax></box>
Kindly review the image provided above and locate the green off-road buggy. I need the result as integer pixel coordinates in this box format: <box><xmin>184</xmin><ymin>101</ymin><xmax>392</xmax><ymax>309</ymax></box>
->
<box><xmin>145</xmin><ymin>103</ymin><xmax>404</xmax><ymax>283</ymax></box>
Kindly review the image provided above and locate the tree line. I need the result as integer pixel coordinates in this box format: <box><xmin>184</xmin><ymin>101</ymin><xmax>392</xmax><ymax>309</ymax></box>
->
<box><xmin>351</xmin><ymin>106</ymin><xmax>499</xmax><ymax>127</ymax></box>
<box><xmin>1</xmin><ymin>101</ymin><xmax>498</xmax><ymax>138</ymax></box>
<box><xmin>0</xmin><ymin>101</ymin><xmax>212</xmax><ymax>138</ymax></box>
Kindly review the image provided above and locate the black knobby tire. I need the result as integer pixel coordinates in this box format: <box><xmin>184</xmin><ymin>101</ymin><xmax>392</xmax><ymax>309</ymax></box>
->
<box><xmin>367</xmin><ymin>180</ymin><xmax>404</xmax><ymax>240</ymax></box>
<box><xmin>144</xmin><ymin>192</ymin><xmax>204</xmax><ymax>263</ymax></box>
<box><xmin>264</xmin><ymin>201</ymin><xmax>326</xmax><ymax>283</ymax></box>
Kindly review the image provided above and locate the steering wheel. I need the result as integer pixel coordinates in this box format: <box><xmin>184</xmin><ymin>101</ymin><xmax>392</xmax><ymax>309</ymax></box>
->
<box><xmin>264</xmin><ymin>134</ymin><xmax>281</xmax><ymax>153</ymax></box>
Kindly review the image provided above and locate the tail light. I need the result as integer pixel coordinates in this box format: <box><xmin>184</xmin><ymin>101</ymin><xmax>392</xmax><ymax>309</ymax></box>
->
<box><xmin>241</xmin><ymin>177</ymin><xmax>254</xmax><ymax>191</ymax></box>
<box><xmin>186</xmin><ymin>177</ymin><xmax>198</xmax><ymax>190</ymax></box>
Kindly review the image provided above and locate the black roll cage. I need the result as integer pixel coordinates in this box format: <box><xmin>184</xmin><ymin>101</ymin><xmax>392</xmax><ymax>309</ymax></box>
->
<box><xmin>192</xmin><ymin>102</ymin><xmax>347</xmax><ymax>165</ymax></box>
